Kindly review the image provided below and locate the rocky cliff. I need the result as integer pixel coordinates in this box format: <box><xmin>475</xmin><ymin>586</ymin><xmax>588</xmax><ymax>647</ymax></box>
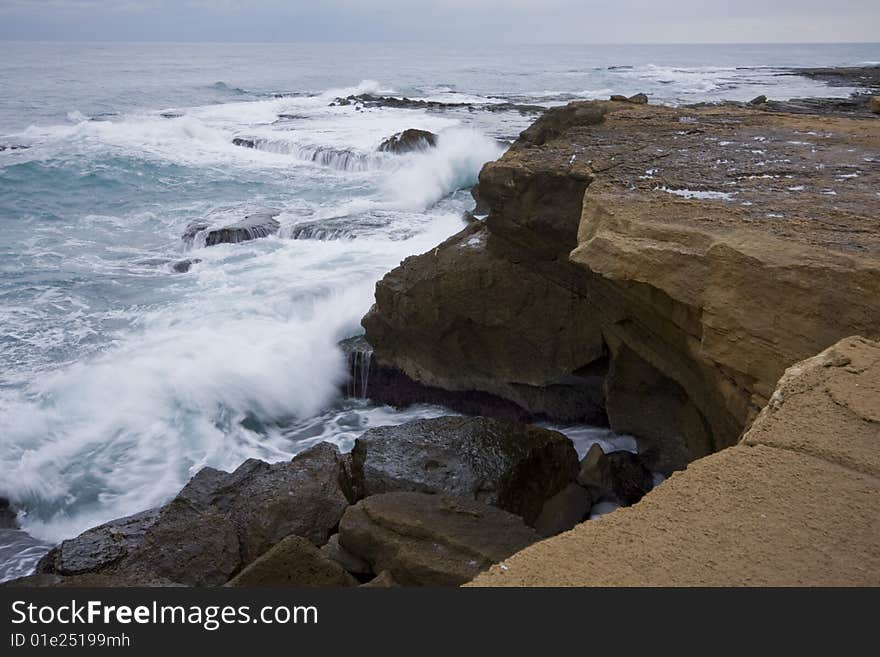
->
<box><xmin>468</xmin><ymin>336</ymin><xmax>880</xmax><ymax>586</ymax></box>
<box><xmin>363</xmin><ymin>99</ymin><xmax>880</xmax><ymax>467</ymax></box>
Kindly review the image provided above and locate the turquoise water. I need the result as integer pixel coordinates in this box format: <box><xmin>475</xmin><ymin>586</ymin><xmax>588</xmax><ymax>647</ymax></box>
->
<box><xmin>1</xmin><ymin>41</ymin><xmax>878</xmax><ymax>579</ymax></box>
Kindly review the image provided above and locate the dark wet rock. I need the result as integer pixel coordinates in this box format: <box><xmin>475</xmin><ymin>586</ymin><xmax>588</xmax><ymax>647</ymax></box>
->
<box><xmin>202</xmin><ymin>212</ymin><xmax>280</xmax><ymax>247</ymax></box>
<box><xmin>289</xmin><ymin>215</ymin><xmax>391</xmax><ymax>241</ymax></box>
<box><xmin>577</xmin><ymin>444</ymin><xmax>652</xmax><ymax>506</ymax></box>
<box><xmin>533</xmin><ymin>483</ymin><xmax>592</xmax><ymax>537</ymax></box>
<box><xmin>377</xmin><ymin>129</ymin><xmax>437</xmax><ymax>154</ymax></box>
<box><xmin>171</xmin><ymin>258</ymin><xmax>201</xmax><ymax>273</ymax></box>
<box><xmin>606</xmin><ymin>452</ymin><xmax>654</xmax><ymax>506</ymax></box>
<box><xmin>182</xmin><ymin>220</ymin><xmax>209</xmax><ymax>244</ymax></box>
<box><xmin>35</xmin><ymin>442</ymin><xmax>354</xmax><ymax>585</ymax></box>
<box><xmin>628</xmin><ymin>93</ymin><xmax>649</xmax><ymax>104</ymax></box>
<box><xmin>35</xmin><ymin>508</ymin><xmax>161</xmax><ymax>577</ymax></box>
<box><xmin>226</xmin><ymin>535</ymin><xmax>357</xmax><ymax>587</ymax></box>
<box><xmin>160</xmin><ymin>111</ymin><xmax>183</xmax><ymax>119</ymax></box>
<box><xmin>320</xmin><ymin>534</ymin><xmax>373</xmax><ymax>578</ymax></box>
<box><xmin>0</xmin><ymin>498</ymin><xmax>18</xmax><ymax>529</ymax></box>
<box><xmin>276</xmin><ymin>113</ymin><xmax>307</xmax><ymax>120</ymax></box>
<box><xmin>610</xmin><ymin>94</ymin><xmax>629</xmax><ymax>102</ymax></box>
<box><xmin>749</xmin><ymin>94</ymin><xmax>768</xmax><ymax>105</ymax></box>
<box><xmin>0</xmin><ymin>144</ymin><xmax>29</xmax><ymax>152</ymax></box>
<box><xmin>232</xmin><ymin>137</ymin><xmax>257</xmax><ymax>148</ymax></box>
<box><xmin>350</xmin><ymin>416</ymin><xmax>578</xmax><ymax>526</ymax></box>
<box><xmin>178</xmin><ymin>442</ymin><xmax>354</xmax><ymax>563</ymax></box>
<box><xmin>338</xmin><ymin>492</ymin><xmax>538</xmax><ymax>586</ymax></box>
<box><xmin>331</xmin><ymin>93</ymin><xmax>545</xmax><ymax>116</ymax></box>
<box><xmin>35</xmin><ymin>503</ymin><xmax>240</xmax><ymax>587</ymax></box>
<box><xmin>137</xmin><ymin>500</ymin><xmax>240</xmax><ymax>586</ymax></box>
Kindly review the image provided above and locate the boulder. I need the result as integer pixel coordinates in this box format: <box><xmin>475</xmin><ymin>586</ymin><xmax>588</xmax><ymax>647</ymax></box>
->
<box><xmin>36</xmin><ymin>442</ymin><xmax>354</xmax><ymax>585</ymax></box>
<box><xmin>606</xmin><ymin>452</ymin><xmax>653</xmax><ymax>506</ymax></box>
<box><xmin>350</xmin><ymin>416</ymin><xmax>579</xmax><ymax>525</ymax></box>
<box><xmin>170</xmin><ymin>258</ymin><xmax>200</xmax><ymax>273</ymax></box>
<box><xmin>232</xmin><ymin>137</ymin><xmax>257</xmax><ymax>148</ymax></box>
<box><xmin>338</xmin><ymin>492</ymin><xmax>538</xmax><ymax>586</ymax></box>
<box><xmin>749</xmin><ymin>94</ymin><xmax>768</xmax><ymax>105</ymax></box>
<box><xmin>226</xmin><ymin>535</ymin><xmax>357</xmax><ymax>587</ymax></box>
<box><xmin>870</xmin><ymin>96</ymin><xmax>880</xmax><ymax>114</ymax></box>
<box><xmin>610</xmin><ymin>94</ymin><xmax>629</xmax><ymax>102</ymax></box>
<box><xmin>627</xmin><ymin>93</ymin><xmax>649</xmax><ymax>104</ymax></box>
<box><xmin>177</xmin><ymin>442</ymin><xmax>354</xmax><ymax>563</ymax></box>
<box><xmin>36</xmin><ymin>503</ymin><xmax>241</xmax><ymax>587</ymax></box>
<box><xmin>320</xmin><ymin>534</ymin><xmax>373</xmax><ymax>578</ymax></box>
<box><xmin>533</xmin><ymin>483</ymin><xmax>592</xmax><ymax>537</ymax></box>
<box><xmin>182</xmin><ymin>212</ymin><xmax>280</xmax><ymax>247</ymax></box>
<box><xmin>0</xmin><ymin>498</ymin><xmax>17</xmax><ymax>529</ymax></box>
<box><xmin>377</xmin><ymin>129</ymin><xmax>437</xmax><ymax>154</ymax></box>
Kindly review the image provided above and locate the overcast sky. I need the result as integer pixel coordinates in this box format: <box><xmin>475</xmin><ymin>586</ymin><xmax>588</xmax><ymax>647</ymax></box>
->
<box><xmin>0</xmin><ymin>0</ymin><xmax>878</xmax><ymax>43</ymax></box>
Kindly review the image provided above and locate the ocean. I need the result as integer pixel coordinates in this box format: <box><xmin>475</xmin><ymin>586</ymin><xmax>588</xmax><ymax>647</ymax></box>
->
<box><xmin>1</xmin><ymin>41</ymin><xmax>878</xmax><ymax>581</ymax></box>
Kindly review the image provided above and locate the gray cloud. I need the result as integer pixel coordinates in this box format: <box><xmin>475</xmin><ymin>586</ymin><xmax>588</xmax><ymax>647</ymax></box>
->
<box><xmin>0</xmin><ymin>0</ymin><xmax>877</xmax><ymax>42</ymax></box>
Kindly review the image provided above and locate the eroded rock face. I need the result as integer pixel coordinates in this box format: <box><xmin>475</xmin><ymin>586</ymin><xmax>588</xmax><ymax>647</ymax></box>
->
<box><xmin>226</xmin><ymin>535</ymin><xmax>357</xmax><ymax>587</ymax></box>
<box><xmin>338</xmin><ymin>492</ymin><xmax>538</xmax><ymax>586</ymax></box>
<box><xmin>350</xmin><ymin>416</ymin><xmax>579</xmax><ymax>525</ymax></box>
<box><xmin>469</xmin><ymin>336</ymin><xmax>880</xmax><ymax>586</ymax></box>
<box><xmin>377</xmin><ymin>129</ymin><xmax>437</xmax><ymax>153</ymax></box>
<box><xmin>363</xmin><ymin>99</ymin><xmax>880</xmax><ymax>461</ymax></box>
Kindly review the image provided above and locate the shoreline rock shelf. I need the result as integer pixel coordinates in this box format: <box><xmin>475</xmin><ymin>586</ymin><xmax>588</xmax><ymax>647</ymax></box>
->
<box><xmin>362</xmin><ymin>98</ymin><xmax>880</xmax><ymax>469</ymax></box>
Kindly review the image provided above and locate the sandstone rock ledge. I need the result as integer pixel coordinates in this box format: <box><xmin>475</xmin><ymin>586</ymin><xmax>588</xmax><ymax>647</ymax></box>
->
<box><xmin>363</xmin><ymin>99</ymin><xmax>880</xmax><ymax>466</ymax></box>
<box><xmin>468</xmin><ymin>336</ymin><xmax>880</xmax><ymax>586</ymax></box>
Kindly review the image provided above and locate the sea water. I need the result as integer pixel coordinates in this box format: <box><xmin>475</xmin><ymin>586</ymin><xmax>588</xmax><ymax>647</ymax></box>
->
<box><xmin>1</xmin><ymin>41</ymin><xmax>878</xmax><ymax>580</ymax></box>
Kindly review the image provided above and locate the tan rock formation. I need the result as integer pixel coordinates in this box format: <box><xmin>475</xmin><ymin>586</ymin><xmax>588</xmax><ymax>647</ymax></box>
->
<box><xmin>363</xmin><ymin>100</ymin><xmax>880</xmax><ymax>460</ymax></box>
<box><xmin>467</xmin><ymin>336</ymin><xmax>880</xmax><ymax>586</ymax></box>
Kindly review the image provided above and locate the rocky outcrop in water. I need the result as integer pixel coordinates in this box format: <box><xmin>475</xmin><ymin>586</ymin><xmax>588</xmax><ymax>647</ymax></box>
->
<box><xmin>351</xmin><ymin>416</ymin><xmax>579</xmax><ymax>525</ymax></box>
<box><xmin>377</xmin><ymin>129</ymin><xmax>437</xmax><ymax>153</ymax></box>
<box><xmin>470</xmin><ymin>336</ymin><xmax>880</xmax><ymax>586</ymax></box>
<box><xmin>330</xmin><ymin>93</ymin><xmax>545</xmax><ymax>115</ymax></box>
<box><xmin>362</xmin><ymin>98</ymin><xmax>880</xmax><ymax>468</ymax></box>
<box><xmin>183</xmin><ymin>211</ymin><xmax>280</xmax><ymax>247</ymax></box>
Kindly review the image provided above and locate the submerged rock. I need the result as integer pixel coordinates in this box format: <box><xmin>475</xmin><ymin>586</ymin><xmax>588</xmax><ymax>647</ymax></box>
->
<box><xmin>351</xmin><ymin>416</ymin><xmax>579</xmax><ymax>525</ymax></box>
<box><xmin>377</xmin><ymin>129</ymin><xmax>437</xmax><ymax>154</ymax></box>
<box><xmin>231</xmin><ymin>137</ymin><xmax>257</xmax><ymax>148</ymax></box>
<box><xmin>338</xmin><ymin>492</ymin><xmax>537</xmax><ymax>586</ymax></box>
<box><xmin>170</xmin><ymin>258</ymin><xmax>201</xmax><ymax>273</ymax></box>
<box><xmin>226</xmin><ymin>535</ymin><xmax>357</xmax><ymax>587</ymax></box>
<box><xmin>0</xmin><ymin>144</ymin><xmax>29</xmax><ymax>152</ymax></box>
